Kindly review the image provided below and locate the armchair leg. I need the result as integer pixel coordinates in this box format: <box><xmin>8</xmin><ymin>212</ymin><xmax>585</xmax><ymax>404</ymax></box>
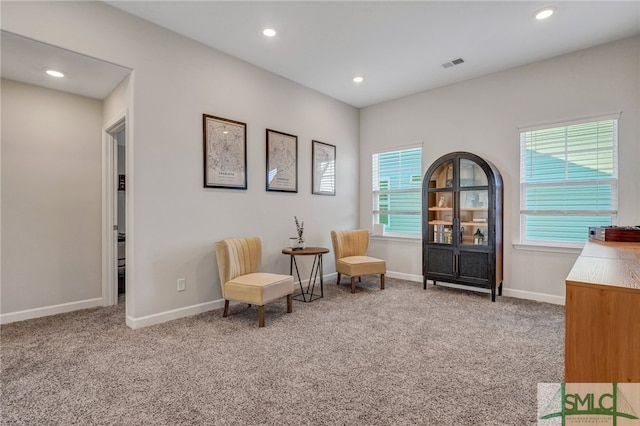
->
<box><xmin>223</xmin><ymin>300</ymin><xmax>230</xmax><ymax>317</ymax></box>
<box><xmin>351</xmin><ymin>277</ymin><xmax>356</xmax><ymax>293</ymax></box>
<box><xmin>380</xmin><ymin>274</ymin><xmax>385</xmax><ymax>290</ymax></box>
<box><xmin>287</xmin><ymin>294</ymin><xmax>293</xmax><ymax>313</ymax></box>
<box><xmin>336</xmin><ymin>273</ymin><xmax>341</xmax><ymax>285</ymax></box>
<box><xmin>258</xmin><ymin>305</ymin><xmax>265</xmax><ymax>327</ymax></box>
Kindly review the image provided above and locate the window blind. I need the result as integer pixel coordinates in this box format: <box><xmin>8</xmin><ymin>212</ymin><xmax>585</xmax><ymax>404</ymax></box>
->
<box><xmin>372</xmin><ymin>146</ymin><xmax>422</xmax><ymax>235</ymax></box>
<box><xmin>520</xmin><ymin>118</ymin><xmax>618</xmax><ymax>243</ymax></box>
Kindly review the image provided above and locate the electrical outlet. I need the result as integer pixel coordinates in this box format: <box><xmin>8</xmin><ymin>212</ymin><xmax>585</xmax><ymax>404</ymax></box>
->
<box><xmin>177</xmin><ymin>278</ymin><xmax>186</xmax><ymax>292</ymax></box>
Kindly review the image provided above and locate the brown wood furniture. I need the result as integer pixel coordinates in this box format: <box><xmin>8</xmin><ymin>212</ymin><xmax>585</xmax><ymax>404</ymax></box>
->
<box><xmin>565</xmin><ymin>239</ymin><xmax>640</xmax><ymax>382</ymax></box>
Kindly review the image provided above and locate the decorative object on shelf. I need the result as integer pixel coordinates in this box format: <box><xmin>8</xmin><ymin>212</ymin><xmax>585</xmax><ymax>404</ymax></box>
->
<box><xmin>444</xmin><ymin>228</ymin><xmax>452</xmax><ymax>244</ymax></box>
<box><xmin>312</xmin><ymin>140</ymin><xmax>336</xmax><ymax>196</ymax></box>
<box><xmin>422</xmin><ymin>151</ymin><xmax>503</xmax><ymax>301</ymax></box>
<box><xmin>473</xmin><ymin>228</ymin><xmax>485</xmax><ymax>245</ymax></box>
<box><xmin>465</xmin><ymin>191</ymin><xmax>479</xmax><ymax>208</ymax></box>
<box><xmin>445</xmin><ymin>165</ymin><xmax>453</xmax><ymax>188</ymax></box>
<box><xmin>294</xmin><ymin>216</ymin><xmax>305</xmax><ymax>249</ymax></box>
<box><xmin>266</xmin><ymin>129</ymin><xmax>298</xmax><ymax>192</ymax></box>
<box><xmin>203</xmin><ymin>114</ymin><xmax>247</xmax><ymax>189</ymax></box>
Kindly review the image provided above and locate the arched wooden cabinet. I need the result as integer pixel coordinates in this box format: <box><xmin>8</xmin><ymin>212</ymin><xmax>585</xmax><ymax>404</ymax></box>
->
<box><xmin>422</xmin><ymin>152</ymin><xmax>503</xmax><ymax>301</ymax></box>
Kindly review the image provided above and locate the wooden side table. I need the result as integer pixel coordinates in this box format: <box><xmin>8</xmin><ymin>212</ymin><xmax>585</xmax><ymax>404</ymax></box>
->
<box><xmin>565</xmin><ymin>240</ymin><xmax>640</xmax><ymax>383</ymax></box>
<box><xmin>282</xmin><ymin>247</ymin><xmax>330</xmax><ymax>302</ymax></box>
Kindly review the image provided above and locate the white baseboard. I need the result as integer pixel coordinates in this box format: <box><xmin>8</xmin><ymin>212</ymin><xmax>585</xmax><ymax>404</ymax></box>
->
<box><xmin>385</xmin><ymin>271</ymin><xmax>423</xmax><ymax>282</ymax></box>
<box><xmin>2</xmin><ymin>272</ymin><xmax>564</xmax><ymax>328</ymax></box>
<box><xmin>389</xmin><ymin>271</ymin><xmax>565</xmax><ymax>305</ymax></box>
<box><xmin>501</xmin><ymin>288</ymin><xmax>565</xmax><ymax>305</ymax></box>
<box><xmin>323</xmin><ymin>272</ymin><xmax>337</xmax><ymax>280</ymax></box>
<box><xmin>127</xmin><ymin>272</ymin><xmax>340</xmax><ymax>329</ymax></box>
<box><xmin>0</xmin><ymin>297</ymin><xmax>103</xmax><ymax>325</ymax></box>
<box><xmin>126</xmin><ymin>299</ymin><xmax>225</xmax><ymax>329</ymax></box>
<box><xmin>426</xmin><ymin>279</ymin><xmax>564</xmax><ymax>305</ymax></box>
<box><xmin>327</xmin><ymin>271</ymin><xmax>425</xmax><ymax>285</ymax></box>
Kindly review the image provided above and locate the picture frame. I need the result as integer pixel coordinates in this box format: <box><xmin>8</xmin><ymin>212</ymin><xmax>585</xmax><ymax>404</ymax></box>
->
<box><xmin>266</xmin><ymin>129</ymin><xmax>298</xmax><ymax>192</ymax></box>
<box><xmin>464</xmin><ymin>191</ymin><xmax>479</xmax><ymax>208</ymax></box>
<box><xmin>202</xmin><ymin>114</ymin><xmax>247</xmax><ymax>189</ymax></box>
<box><xmin>312</xmin><ymin>140</ymin><xmax>336</xmax><ymax>196</ymax></box>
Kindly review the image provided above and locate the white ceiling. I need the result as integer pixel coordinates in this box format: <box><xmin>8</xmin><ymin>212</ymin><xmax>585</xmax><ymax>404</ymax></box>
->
<box><xmin>105</xmin><ymin>1</ymin><xmax>640</xmax><ymax>108</ymax></box>
<box><xmin>2</xmin><ymin>2</ymin><xmax>639</xmax><ymax>106</ymax></box>
<box><xmin>0</xmin><ymin>31</ymin><xmax>131</xmax><ymax>100</ymax></box>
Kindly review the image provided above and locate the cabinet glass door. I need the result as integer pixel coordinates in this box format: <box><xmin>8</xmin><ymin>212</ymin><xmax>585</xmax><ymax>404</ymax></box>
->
<box><xmin>429</xmin><ymin>192</ymin><xmax>454</xmax><ymax>244</ymax></box>
<box><xmin>459</xmin><ymin>189</ymin><xmax>488</xmax><ymax>245</ymax></box>
<box><xmin>459</xmin><ymin>159</ymin><xmax>488</xmax><ymax>187</ymax></box>
<box><xmin>428</xmin><ymin>160</ymin><xmax>454</xmax><ymax>189</ymax></box>
<box><xmin>426</xmin><ymin>160</ymin><xmax>454</xmax><ymax>244</ymax></box>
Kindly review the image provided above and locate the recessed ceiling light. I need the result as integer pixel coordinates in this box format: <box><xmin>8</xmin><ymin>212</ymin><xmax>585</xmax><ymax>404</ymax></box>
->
<box><xmin>534</xmin><ymin>7</ymin><xmax>555</xmax><ymax>20</ymax></box>
<box><xmin>263</xmin><ymin>28</ymin><xmax>277</xmax><ymax>37</ymax></box>
<box><xmin>353</xmin><ymin>76</ymin><xmax>364</xmax><ymax>83</ymax></box>
<box><xmin>45</xmin><ymin>69</ymin><xmax>65</xmax><ymax>78</ymax></box>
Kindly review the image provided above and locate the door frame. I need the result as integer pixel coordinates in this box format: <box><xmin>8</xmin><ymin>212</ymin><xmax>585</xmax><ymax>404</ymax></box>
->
<box><xmin>103</xmin><ymin>113</ymin><xmax>128</xmax><ymax>307</ymax></box>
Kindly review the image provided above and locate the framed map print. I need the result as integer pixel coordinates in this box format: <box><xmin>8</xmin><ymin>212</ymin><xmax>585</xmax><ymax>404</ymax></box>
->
<box><xmin>312</xmin><ymin>140</ymin><xmax>336</xmax><ymax>196</ymax></box>
<box><xmin>203</xmin><ymin>114</ymin><xmax>247</xmax><ymax>189</ymax></box>
<box><xmin>266</xmin><ymin>129</ymin><xmax>298</xmax><ymax>192</ymax></box>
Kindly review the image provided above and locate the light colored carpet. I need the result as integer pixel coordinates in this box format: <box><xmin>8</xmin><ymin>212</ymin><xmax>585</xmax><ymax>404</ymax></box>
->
<box><xmin>1</xmin><ymin>278</ymin><xmax>564</xmax><ymax>425</ymax></box>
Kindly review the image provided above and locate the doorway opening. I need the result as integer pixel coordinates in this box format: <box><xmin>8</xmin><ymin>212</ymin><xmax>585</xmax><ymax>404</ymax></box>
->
<box><xmin>115</xmin><ymin>127</ymin><xmax>126</xmax><ymax>301</ymax></box>
<box><xmin>105</xmin><ymin>118</ymin><xmax>127</xmax><ymax>307</ymax></box>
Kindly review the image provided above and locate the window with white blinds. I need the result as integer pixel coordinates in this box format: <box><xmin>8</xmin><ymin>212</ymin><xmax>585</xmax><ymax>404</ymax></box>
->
<box><xmin>372</xmin><ymin>146</ymin><xmax>422</xmax><ymax>236</ymax></box>
<box><xmin>519</xmin><ymin>116</ymin><xmax>618</xmax><ymax>244</ymax></box>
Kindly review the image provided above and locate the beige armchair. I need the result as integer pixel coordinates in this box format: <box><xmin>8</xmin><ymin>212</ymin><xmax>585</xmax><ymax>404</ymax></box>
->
<box><xmin>330</xmin><ymin>229</ymin><xmax>386</xmax><ymax>293</ymax></box>
<box><xmin>215</xmin><ymin>237</ymin><xmax>294</xmax><ymax>327</ymax></box>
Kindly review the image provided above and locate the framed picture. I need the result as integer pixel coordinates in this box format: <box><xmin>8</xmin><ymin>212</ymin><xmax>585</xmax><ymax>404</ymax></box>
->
<box><xmin>202</xmin><ymin>114</ymin><xmax>247</xmax><ymax>189</ymax></box>
<box><xmin>464</xmin><ymin>191</ymin><xmax>479</xmax><ymax>208</ymax></box>
<box><xmin>312</xmin><ymin>140</ymin><xmax>336</xmax><ymax>196</ymax></box>
<box><xmin>266</xmin><ymin>129</ymin><xmax>298</xmax><ymax>192</ymax></box>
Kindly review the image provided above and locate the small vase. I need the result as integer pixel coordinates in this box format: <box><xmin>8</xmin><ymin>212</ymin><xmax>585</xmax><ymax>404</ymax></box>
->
<box><xmin>297</xmin><ymin>237</ymin><xmax>305</xmax><ymax>249</ymax></box>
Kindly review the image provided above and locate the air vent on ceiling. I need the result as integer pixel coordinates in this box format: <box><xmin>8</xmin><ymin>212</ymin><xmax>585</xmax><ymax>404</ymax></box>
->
<box><xmin>442</xmin><ymin>58</ymin><xmax>465</xmax><ymax>69</ymax></box>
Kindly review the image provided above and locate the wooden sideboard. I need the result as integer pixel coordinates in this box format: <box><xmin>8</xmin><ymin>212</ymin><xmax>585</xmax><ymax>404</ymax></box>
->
<box><xmin>565</xmin><ymin>240</ymin><xmax>640</xmax><ymax>383</ymax></box>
